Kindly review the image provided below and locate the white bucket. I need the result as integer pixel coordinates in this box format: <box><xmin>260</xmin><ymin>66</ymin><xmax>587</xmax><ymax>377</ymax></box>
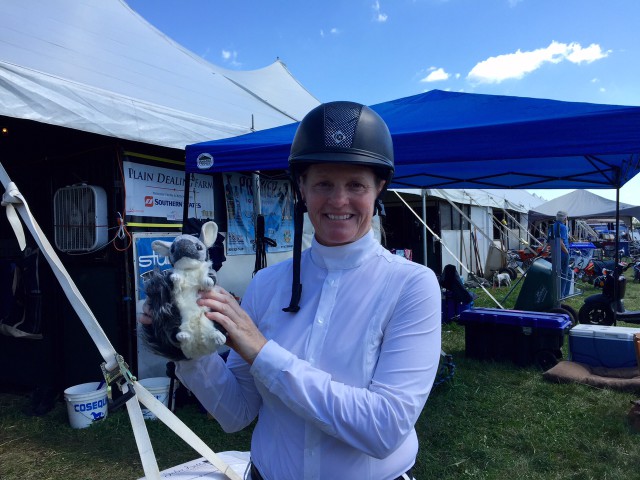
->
<box><xmin>63</xmin><ymin>381</ymin><xmax>108</xmax><ymax>429</ymax></box>
<box><xmin>139</xmin><ymin>376</ymin><xmax>173</xmax><ymax>420</ymax></box>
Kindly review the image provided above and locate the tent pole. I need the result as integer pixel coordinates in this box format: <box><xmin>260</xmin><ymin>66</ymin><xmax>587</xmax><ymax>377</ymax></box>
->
<box><xmin>181</xmin><ymin>172</ymin><xmax>191</xmax><ymax>232</ymax></box>
<box><xmin>422</xmin><ymin>190</ymin><xmax>428</xmax><ymax>267</ymax></box>
<box><xmin>614</xmin><ymin>187</ymin><xmax>620</xmax><ymax>324</ymax></box>
<box><xmin>469</xmin><ymin>218</ymin><xmax>474</xmax><ymax>275</ymax></box>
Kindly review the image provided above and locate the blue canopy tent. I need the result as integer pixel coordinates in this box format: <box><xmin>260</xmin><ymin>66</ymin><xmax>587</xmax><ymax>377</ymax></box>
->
<box><xmin>185</xmin><ymin>89</ymin><xmax>640</xmax><ymax>191</ymax></box>
<box><xmin>185</xmin><ymin>89</ymin><xmax>640</xmax><ymax>318</ymax></box>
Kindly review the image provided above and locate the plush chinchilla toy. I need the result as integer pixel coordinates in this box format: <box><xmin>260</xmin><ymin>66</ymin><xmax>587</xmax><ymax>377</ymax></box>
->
<box><xmin>142</xmin><ymin>221</ymin><xmax>227</xmax><ymax>361</ymax></box>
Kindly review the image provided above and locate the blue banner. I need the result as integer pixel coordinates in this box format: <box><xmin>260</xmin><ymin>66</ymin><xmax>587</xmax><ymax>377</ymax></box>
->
<box><xmin>223</xmin><ymin>173</ymin><xmax>294</xmax><ymax>255</ymax></box>
<box><xmin>134</xmin><ymin>234</ymin><xmax>178</xmax><ymax>300</ymax></box>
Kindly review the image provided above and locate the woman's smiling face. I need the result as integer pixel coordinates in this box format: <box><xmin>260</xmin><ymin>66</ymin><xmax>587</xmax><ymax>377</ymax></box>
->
<box><xmin>299</xmin><ymin>163</ymin><xmax>385</xmax><ymax>247</ymax></box>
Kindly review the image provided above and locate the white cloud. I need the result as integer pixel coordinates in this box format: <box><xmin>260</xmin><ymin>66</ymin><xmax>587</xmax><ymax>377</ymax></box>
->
<box><xmin>321</xmin><ymin>28</ymin><xmax>339</xmax><ymax>37</ymax></box>
<box><xmin>467</xmin><ymin>41</ymin><xmax>610</xmax><ymax>84</ymax></box>
<box><xmin>420</xmin><ymin>67</ymin><xmax>450</xmax><ymax>82</ymax></box>
<box><xmin>221</xmin><ymin>49</ymin><xmax>240</xmax><ymax>66</ymax></box>
<box><xmin>508</xmin><ymin>0</ymin><xmax>523</xmax><ymax>7</ymax></box>
<box><xmin>372</xmin><ymin>1</ymin><xmax>388</xmax><ymax>22</ymax></box>
<box><xmin>565</xmin><ymin>43</ymin><xmax>609</xmax><ymax>64</ymax></box>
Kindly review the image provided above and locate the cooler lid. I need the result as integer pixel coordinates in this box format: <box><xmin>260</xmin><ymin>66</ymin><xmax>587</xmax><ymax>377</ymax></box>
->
<box><xmin>569</xmin><ymin>324</ymin><xmax>640</xmax><ymax>340</ymax></box>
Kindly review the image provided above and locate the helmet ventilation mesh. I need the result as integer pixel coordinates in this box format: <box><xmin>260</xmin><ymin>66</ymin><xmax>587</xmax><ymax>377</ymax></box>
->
<box><xmin>323</xmin><ymin>104</ymin><xmax>361</xmax><ymax>148</ymax></box>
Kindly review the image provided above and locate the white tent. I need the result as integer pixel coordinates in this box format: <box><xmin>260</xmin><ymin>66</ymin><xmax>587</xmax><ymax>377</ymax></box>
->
<box><xmin>0</xmin><ymin>0</ymin><xmax>320</xmax><ymax>149</ymax></box>
<box><xmin>391</xmin><ymin>188</ymin><xmax>546</xmax><ymax>278</ymax></box>
<box><xmin>528</xmin><ymin>190</ymin><xmax>640</xmax><ymax>223</ymax></box>
<box><xmin>0</xmin><ymin>0</ymin><xmax>322</xmax><ymax>383</ymax></box>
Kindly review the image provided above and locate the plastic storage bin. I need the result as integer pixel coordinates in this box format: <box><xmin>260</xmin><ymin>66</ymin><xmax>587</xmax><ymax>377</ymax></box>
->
<box><xmin>458</xmin><ymin>307</ymin><xmax>572</xmax><ymax>369</ymax></box>
<box><xmin>569</xmin><ymin>324</ymin><xmax>640</xmax><ymax>368</ymax></box>
<box><xmin>442</xmin><ymin>290</ymin><xmax>473</xmax><ymax>323</ymax></box>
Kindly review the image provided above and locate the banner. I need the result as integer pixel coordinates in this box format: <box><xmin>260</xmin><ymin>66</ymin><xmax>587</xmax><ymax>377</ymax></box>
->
<box><xmin>223</xmin><ymin>173</ymin><xmax>294</xmax><ymax>255</ymax></box>
<box><xmin>123</xmin><ymin>160</ymin><xmax>215</xmax><ymax>221</ymax></box>
<box><xmin>133</xmin><ymin>233</ymin><xmax>178</xmax><ymax>378</ymax></box>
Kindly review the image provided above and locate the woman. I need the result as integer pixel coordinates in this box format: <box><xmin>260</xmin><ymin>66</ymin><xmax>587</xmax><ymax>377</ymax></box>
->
<box><xmin>153</xmin><ymin>102</ymin><xmax>441</xmax><ymax>479</ymax></box>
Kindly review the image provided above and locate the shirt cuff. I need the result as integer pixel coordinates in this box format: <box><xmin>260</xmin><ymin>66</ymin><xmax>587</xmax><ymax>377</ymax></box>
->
<box><xmin>175</xmin><ymin>354</ymin><xmax>221</xmax><ymax>387</ymax></box>
<box><xmin>250</xmin><ymin>340</ymin><xmax>293</xmax><ymax>390</ymax></box>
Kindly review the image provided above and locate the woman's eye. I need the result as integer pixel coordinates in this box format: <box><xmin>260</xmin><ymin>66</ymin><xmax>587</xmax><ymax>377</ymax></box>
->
<box><xmin>348</xmin><ymin>183</ymin><xmax>367</xmax><ymax>193</ymax></box>
<box><xmin>314</xmin><ymin>182</ymin><xmax>333</xmax><ymax>191</ymax></box>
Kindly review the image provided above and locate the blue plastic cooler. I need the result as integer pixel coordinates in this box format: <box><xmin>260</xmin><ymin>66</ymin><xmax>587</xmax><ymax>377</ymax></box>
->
<box><xmin>569</xmin><ymin>324</ymin><xmax>640</xmax><ymax>368</ymax></box>
<box><xmin>458</xmin><ymin>307</ymin><xmax>572</xmax><ymax>369</ymax></box>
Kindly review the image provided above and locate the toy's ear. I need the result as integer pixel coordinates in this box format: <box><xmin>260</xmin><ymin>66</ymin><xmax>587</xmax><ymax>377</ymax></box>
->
<box><xmin>152</xmin><ymin>240</ymin><xmax>172</xmax><ymax>257</ymax></box>
<box><xmin>200</xmin><ymin>221</ymin><xmax>219</xmax><ymax>249</ymax></box>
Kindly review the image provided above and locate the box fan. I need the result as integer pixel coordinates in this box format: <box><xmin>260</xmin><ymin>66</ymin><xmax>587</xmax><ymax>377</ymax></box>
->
<box><xmin>53</xmin><ymin>184</ymin><xmax>108</xmax><ymax>252</ymax></box>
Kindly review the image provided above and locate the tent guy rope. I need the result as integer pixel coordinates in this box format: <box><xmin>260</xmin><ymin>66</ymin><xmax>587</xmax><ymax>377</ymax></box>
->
<box><xmin>393</xmin><ymin>190</ymin><xmax>503</xmax><ymax>309</ymax></box>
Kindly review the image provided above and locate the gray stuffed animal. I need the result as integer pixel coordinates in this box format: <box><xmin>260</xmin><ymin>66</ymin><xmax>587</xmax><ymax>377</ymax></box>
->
<box><xmin>142</xmin><ymin>221</ymin><xmax>227</xmax><ymax>360</ymax></box>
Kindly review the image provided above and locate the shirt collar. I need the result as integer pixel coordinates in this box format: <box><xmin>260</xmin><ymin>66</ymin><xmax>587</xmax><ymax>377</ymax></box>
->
<box><xmin>310</xmin><ymin>230</ymin><xmax>378</xmax><ymax>270</ymax></box>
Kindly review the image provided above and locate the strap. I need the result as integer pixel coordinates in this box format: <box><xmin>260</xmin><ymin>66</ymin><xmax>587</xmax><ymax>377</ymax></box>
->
<box><xmin>283</xmin><ymin>200</ymin><xmax>305</xmax><ymax>312</ymax></box>
<box><xmin>2</xmin><ymin>182</ymin><xmax>27</xmax><ymax>251</ymax></box>
<box><xmin>125</xmin><ymin>384</ymin><xmax>162</xmax><ymax>479</ymax></box>
<box><xmin>1</xmin><ymin>164</ymin><xmax>239</xmax><ymax>480</ymax></box>
<box><xmin>134</xmin><ymin>382</ymin><xmax>242</xmax><ymax>480</ymax></box>
<box><xmin>2</xmin><ymin>180</ymin><xmax>119</xmax><ymax>368</ymax></box>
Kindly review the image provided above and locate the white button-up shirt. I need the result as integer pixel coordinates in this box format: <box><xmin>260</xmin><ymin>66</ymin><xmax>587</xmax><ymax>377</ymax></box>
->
<box><xmin>177</xmin><ymin>230</ymin><xmax>441</xmax><ymax>480</ymax></box>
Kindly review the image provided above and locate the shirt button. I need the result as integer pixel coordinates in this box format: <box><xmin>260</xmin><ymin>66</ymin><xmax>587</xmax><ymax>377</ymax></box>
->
<box><xmin>317</xmin><ymin>317</ymin><xmax>324</xmax><ymax>324</ymax></box>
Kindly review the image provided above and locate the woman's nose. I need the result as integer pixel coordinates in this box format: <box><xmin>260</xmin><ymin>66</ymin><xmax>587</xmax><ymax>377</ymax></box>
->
<box><xmin>327</xmin><ymin>185</ymin><xmax>349</xmax><ymax>204</ymax></box>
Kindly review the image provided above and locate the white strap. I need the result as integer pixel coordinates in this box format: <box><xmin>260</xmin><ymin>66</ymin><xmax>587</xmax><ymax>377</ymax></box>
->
<box><xmin>125</xmin><ymin>384</ymin><xmax>161</xmax><ymax>480</ymax></box>
<box><xmin>1</xmin><ymin>164</ymin><xmax>238</xmax><ymax>480</ymax></box>
<box><xmin>134</xmin><ymin>382</ymin><xmax>243</xmax><ymax>480</ymax></box>
<box><xmin>1</xmin><ymin>180</ymin><xmax>119</xmax><ymax>369</ymax></box>
<box><xmin>2</xmin><ymin>182</ymin><xmax>27</xmax><ymax>251</ymax></box>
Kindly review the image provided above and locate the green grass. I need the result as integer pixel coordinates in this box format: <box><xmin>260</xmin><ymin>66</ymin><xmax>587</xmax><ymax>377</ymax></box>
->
<box><xmin>1</xmin><ymin>266</ymin><xmax>640</xmax><ymax>479</ymax></box>
<box><xmin>0</xmin><ymin>398</ymin><xmax>251</xmax><ymax>480</ymax></box>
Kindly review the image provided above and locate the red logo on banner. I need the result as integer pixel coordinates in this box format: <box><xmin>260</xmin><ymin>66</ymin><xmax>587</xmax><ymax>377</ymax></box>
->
<box><xmin>145</xmin><ymin>196</ymin><xmax>153</xmax><ymax>207</ymax></box>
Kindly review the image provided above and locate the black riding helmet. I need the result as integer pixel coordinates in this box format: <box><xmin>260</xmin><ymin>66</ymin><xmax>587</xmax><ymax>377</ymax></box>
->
<box><xmin>283</xmin><ymin>101</ymin><xmax>395</xmax><ymax>312</ymax></box>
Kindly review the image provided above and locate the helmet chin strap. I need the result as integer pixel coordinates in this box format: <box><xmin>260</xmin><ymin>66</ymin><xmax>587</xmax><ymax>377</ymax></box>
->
<box><xmin>283</xmin><ymin>185</ymin><xmax>305</xmax><ymax>313</ymax></box>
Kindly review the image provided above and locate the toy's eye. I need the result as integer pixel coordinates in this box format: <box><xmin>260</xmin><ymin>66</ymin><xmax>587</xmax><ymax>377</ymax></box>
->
<box><xmin>197</xmin><ymin>244</ymin><xmax>203</xmax><ymax>251</ymax></box>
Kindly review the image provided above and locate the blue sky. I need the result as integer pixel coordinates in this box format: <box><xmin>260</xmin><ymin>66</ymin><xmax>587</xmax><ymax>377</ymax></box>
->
<box><xmin>126</xmin><ymin>0</ymin><xmax>640</xmax><ymax>206</ymax></box>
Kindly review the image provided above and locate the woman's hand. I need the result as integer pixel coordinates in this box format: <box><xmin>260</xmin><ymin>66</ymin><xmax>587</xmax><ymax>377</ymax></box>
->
<box><xmin>198</xmin><ymin>286</ymin><xmax>267</xmax><ymax>365</ymax></box>
<box><xmin>138</xmin><ymin>300</ymin><xmax>153</xmax><ymax>325</ymax></box>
